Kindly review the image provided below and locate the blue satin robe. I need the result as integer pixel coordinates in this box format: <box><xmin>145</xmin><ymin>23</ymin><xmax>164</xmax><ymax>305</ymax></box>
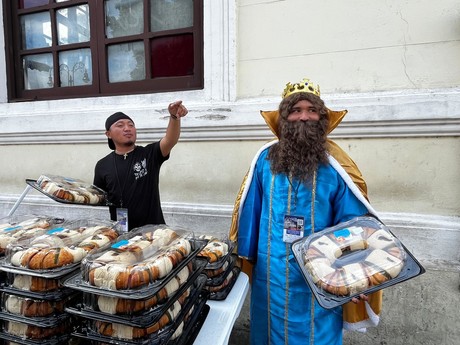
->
<box><xmin>238</xmin><ymin>148</ymin><xmax>369</xmax><ymax>345</ymax></box>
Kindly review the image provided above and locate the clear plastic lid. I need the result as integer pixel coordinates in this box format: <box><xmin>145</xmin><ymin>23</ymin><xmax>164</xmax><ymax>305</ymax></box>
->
<box><xmin>205</xmin><ymin>254</ymin><xmax>237</xmax><ymax>287</ymax></box>
<box><xmin>5</xmin><ymin>272</ymin><xmax>64</xmax><ymax>293</ymax></box>
<box><xmin>292</xmin><ymin>216</ymin><xmax>425</xmax><ymax>308</ymax></box>
<box><xmin>0</xmin><ymin>291</ymin><xmax>79</xmax><ymax>328</ymax></box>
<box><xmin>86</xmin><ymin>299</ymin><xmax>182</xmax><ymax>341</ymax></box>
<box><xmin>66</xmin><ymin>267</ymin><xmax>207</xmax><ymax>330</ymax></box>
<box><xmin>83</xmin><ymin>263</ymin><xmax>193</xmax><ymax>315</ymax></box>
<box><xmin>205</xmin><ymin>266</ymin><xmax>240</xmax><ymax>301</ymax></box>
<box><xmin>196</xmin><ymin>235</ymin><xmax>235</xmax><ymax>270</ymax></box>
<box><xmin>75</xmin><ymin>225</ymin><xmax>200</xmax><ymax>295</ymax></box>
<box><xmin>28</xmin><ymin>174</ymin><xmax>108</xmax><ymax>206</ymax></box>
<box><xmin>1</xmin><ymin>318</ymin><xmax>70</xmax><ymax>341</ymax></box>
<box><xmin>0</xmin><ymin>215</ymin><xmax>65</xmax><ymax>256</ymax></box>
<box><xmin>3</xmin><ymin>219</ymin><xmax>120</xmax><ymax>278</ymax></box>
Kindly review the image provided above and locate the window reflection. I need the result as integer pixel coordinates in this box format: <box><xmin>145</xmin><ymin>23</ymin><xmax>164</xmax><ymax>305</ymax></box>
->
<box><xmin>151</xmin><ymin>0</ymin><xmax>193</xmax><ymax>32</ymax></box>
<box><xmin>19</xmin><ymin>0</ymin><xmax>49</xmax><ymax>9</ymax></box>
<box><xmin>11</xmin><ymin>0</ymin><xmax>202</xmax><ymax>99</ymax></box>
<box><xmin>57</xmin><ymin>5</ymin><xmax>90</xmax><ymax>45</ymax></box>
<box><xmin>58</xmin><ymin>49</ymin><xmax>92</xmax><ymax>87</ymax></box>
<box><xmin>108</xmin><ymin>42</ymin><xmax>145</xmax><ymax>83</ymax></box>
<box><xmin>20</xmin><ymin>12</ymin><xmax>52</xmax><ymax>49</ymax></box>
<box><xmin>23</xmin><ymin>54</ymin><xmax>53</xmax><ymax>90</ymax></box>
<box><xmin>151</xmin><ymin>34</ymin><xmax>194</xmax><ymax>77</ymax></box>
<box><xmin>105</xmin><ymin>0</ymin><xmax>144</xmax><ymax>39</ymax></box>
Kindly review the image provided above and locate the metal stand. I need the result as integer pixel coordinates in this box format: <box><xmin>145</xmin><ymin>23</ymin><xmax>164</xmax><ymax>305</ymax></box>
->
<box><xmin>7</xmin><ymin>185</ymin><xmax>33</xmax><ymax>217</ymax></box>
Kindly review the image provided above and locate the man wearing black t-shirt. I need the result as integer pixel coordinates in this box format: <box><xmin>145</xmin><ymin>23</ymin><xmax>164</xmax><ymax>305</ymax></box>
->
<box><xmin>93</xmin><ymin>101</ymin><xmax>188</xmax><ymax>231</ymax></box>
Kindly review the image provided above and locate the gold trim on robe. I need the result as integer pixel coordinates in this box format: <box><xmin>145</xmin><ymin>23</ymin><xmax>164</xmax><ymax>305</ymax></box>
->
<box><xmin>229</xmin><ymin>107</ymin><xmax>382</xmax><ymax>331</ymax></box>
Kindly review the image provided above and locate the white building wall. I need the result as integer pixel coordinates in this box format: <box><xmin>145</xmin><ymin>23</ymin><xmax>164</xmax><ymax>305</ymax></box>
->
<box><xmin>0</xmin><ymin>0</ymin><xmax>459</xmax><ymax>220</ymax></box>
<box><xmin>237</xmin><ymin>0</ymin><xmax>460</xmax><ymax>95</ymax></box>
<box><xmin>0</xmin><ymin>2</ymin><xmax>458</xmax><ymax>343</ymax></box>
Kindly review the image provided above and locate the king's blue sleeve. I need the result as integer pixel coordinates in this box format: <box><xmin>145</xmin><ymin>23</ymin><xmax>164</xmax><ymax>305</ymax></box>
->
<box><xmin>237</xmin><ymin>158</ymin><xmax>263</xmax><ymax>262</ymax></box>
<box><xmin>332</xmin><ymin>173</ymin><xmax>369</xmax><ymax>224</ymax></box>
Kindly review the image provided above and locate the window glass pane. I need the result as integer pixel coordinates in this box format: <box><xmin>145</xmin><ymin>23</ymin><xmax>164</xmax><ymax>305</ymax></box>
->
<box><xmin>23</xmin><ymin>53</ymin><xmax>53</xmax><ymax>90</ymax></box>
<box><xmin>58</xmin><ymin>49</ymin><xmax>92</xmax><ymax>87</ymax></box>
<box><xmin>57</xmin><ymin>5</ymin><xmax>90</xmax><ymax>45</ymax></box>
<box><xmin>151</xmin><ymin>0</ymin><xmax>193</xmax><ymax>32</ymax></box>
<box><xmin>105</xmin><ymin>0</ymin><xmax>144</xmax><ymax>39</ymax></box>
<box><xmin>20</xmin><ymin>12</ymin><xmax>52</xmax><ymax>49</ymax></box>
<box><xmin>19</xmin><ymin>0</ymin><xmax>49</xmax><ymax>9</ymax></box>
<box><xmin>151</xmin><ymin>34</ymin><xmax>193</xmax><ymax>78</ymax></box>
<box><xmin>108</xmin><ymin>42</ymin><xmax>145</xmax><ymax>83</ymax></box>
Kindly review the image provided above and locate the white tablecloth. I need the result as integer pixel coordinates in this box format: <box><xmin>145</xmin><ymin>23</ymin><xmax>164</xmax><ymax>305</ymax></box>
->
<box><xmin>194</xmin><ymin>272</ymin><xmax>249</xmax><ymax>345</ymax></box>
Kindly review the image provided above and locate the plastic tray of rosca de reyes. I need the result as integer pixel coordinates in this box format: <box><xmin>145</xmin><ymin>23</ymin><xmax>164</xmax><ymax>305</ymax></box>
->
<box><xmin>0</xmin><ymin>214</ymin><xmax>65</xmax><ymax>257</ymax></box>
<box><xmin>1</xmin><ymin>218</ymin><xmax>121</xmax><ymax>279</ymax></box>
<box><xmin>0</xmin><ymin>317</ymin><xmax>72</xmax><ymax>345</ymax></box>
<box><xmin>291</xmin><ymin>216</ymin><xmax>425</xmax><ymax>309</ymax></box>
<box><xmin>65</xmin><ymin>260</ymin><xmax>208</xmax><ymax>328</ymax></box>
<box><xmin>26</xmin><ymin>174</ymin><xmax>110</xmax><ymax>206</ymax></box>
<box><xmin>64</xmin><ymin>224</ymin><xmax>207</xmax><ymax>300</ymax></box>
<box><xmin>196</xmin><ymin>235</ymin><xmax>236</xmax><ymax>270</ymax></box>
<box><xmin>71</xmin><ymin>282</ymin><xmax>209</xmax><ymax>345</ymax></box>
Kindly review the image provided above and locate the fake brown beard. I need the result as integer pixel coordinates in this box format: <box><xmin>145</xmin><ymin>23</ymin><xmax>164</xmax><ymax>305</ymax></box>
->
<box><xmin>268</xmin><ymin>116</ymin><xmax>329</xmax><ymax>182</ymax></box>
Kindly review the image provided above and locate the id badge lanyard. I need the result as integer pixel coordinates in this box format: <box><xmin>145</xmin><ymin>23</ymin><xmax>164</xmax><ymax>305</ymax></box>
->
<box><xmin>283</xmin><ymin>171</ymin><xmax>317</xmax><ymax>243</ymax></box>
<box><xmin>113</xmin><ymin>153</ymin><xmax>135</xmax><ymax>232</ymax></box>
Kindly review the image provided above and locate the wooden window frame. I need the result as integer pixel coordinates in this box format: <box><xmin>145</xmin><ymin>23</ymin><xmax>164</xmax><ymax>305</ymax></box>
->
<box><xmin>3</xmin><ymin>0</ymin><xmax>204</xmax><ymax>102</ymax></box>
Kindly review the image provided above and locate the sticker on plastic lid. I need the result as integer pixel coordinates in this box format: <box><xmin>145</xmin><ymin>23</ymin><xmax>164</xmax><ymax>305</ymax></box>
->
<box><xmin>47</xmin><ymin>227</ymin><xmax>66</xmax><ymax>234</ymax></box>
<box><xmin>4</xmin><ymin>226</ymin><xmax>21</xmax><ymax>232</ymax></box>
<box><xmin>348</xmin><ymin>226</ymin><xmax>364</xmax><ymax>235</ymax></box>
<box><xmin>333</xmin><ymin>229</ymin><xmax>351</xmax><ymax>241</ymax></box>
<box><xmin>112</xmin><ymin>239</ymin><xmax>129</xmax><ymax>248</ymax></box>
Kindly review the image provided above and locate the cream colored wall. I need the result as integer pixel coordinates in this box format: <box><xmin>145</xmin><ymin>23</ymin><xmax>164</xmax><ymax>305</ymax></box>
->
<box><xmin>3</xmin><ymin>136</ymin><xmax>458</xmax><ymax>216</ymax></box>
<box><xmin>237</xmin><ymin>0</ymin><xmax>460</xmax><ymax>96</ymax></box>
<box><xmin>165</xmin><ymin>138</ymin><xmax>460</xmax><ymax>216</ymax></box>
<box><xmin>1</xmin><ymin>0</ymin><xmax>459</xmax><ymax>219</ymax></box>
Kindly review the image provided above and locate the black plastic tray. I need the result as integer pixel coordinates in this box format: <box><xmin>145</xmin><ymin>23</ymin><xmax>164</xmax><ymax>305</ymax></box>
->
<box><xmin>173</xmin><ymin>303</ymin><xmax>210</xmax><ymax>345</ymax></box>
<box><xmin>0</xmin><ymin>309</ymin><xmax>70</xmax><ymax>328</ymax></box>
<box><xmin>69</xmin><ymin>281</ymin><xmax>208</xmax><ymax>345</ymax></box>
<box><xmin>0</xmin><ymin>331</ymin><xmax>70</xmax><ymax>345</ymax></box>
<box><xmin>198</xmin><ymin>239</ymin><xmax>236</xmax><ymax>271</ymax></box>
<box><xmin>65</xmin><ymin>261</ymin><xmax>207</xmax><ymax>327</ymax></box>
<box><xmin>0</xmin><ymin>316</ymin><xmax>72</xmax><ymax>344</ymax></box>
<box><xmin>0</xmin><ymin>263</ymin><xmax>80</xmax><ymax>279</ymax></box>
<box><xmin>205</xmin><ymin>254</ymin><xmax>237</xmax><ymax>287</ymax></box>
<box><xmin>71</xmin><ymin>325</ymin><xmax>171</xmax><ymax>345</ymax></box>
<box><xmin>207</xmin><ymin>266</ymin><xmax>241</xmax><ymax>301</ymax></box>
<box><xmin>169</xmin><ymin>290</ymin><xmax>210</xmax><ymax>345</ymax></box>
<box><xmin>291</xmin><ymin>216</ymin><xmax>426</xmax><ymax>309</ymax></box>
<box><xmin>0</xmin><ymin>285</ymin><xmax>76</xmax><ymax>302</ymax></box>
<box><xmin>1</xmin><ymin>270</ymin><xmax>80</xmax><ymax>300</ymax></box>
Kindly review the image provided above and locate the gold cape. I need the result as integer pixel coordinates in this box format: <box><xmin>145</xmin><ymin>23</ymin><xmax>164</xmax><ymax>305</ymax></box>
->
<box><xmin>229</xmin><ymin>108</ymin><xmax>382</xmax><ymax>331</ymax></box>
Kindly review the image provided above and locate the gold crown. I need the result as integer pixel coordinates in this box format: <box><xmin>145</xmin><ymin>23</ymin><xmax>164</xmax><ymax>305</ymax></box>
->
<box><xmin>282</xmin><ymin>78</ymin><xmax>321</xmax><ymax>99</ymax></box>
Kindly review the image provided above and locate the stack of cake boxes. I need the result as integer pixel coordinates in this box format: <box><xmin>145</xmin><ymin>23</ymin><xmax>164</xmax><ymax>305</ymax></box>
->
<box><xmin>0</xmin><ymin>219</ymin><xmax>241</xmax><ymax>344</ymax></box>
<box><xmin>63</xmin><ymin>224</ymin><xmax>210</xmax><ymax>345</ymax></box>
<box><xmin>200</xmin><ymin>238</ymin><xmax>241</xmax><ymax>301</ymax></box>
<box><xmin>0</xmin><ymin>216</ymin><xmax>119</xmax><ymax>344</ymax></box>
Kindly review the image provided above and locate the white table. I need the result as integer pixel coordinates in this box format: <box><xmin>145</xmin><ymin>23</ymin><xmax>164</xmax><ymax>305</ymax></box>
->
<box><xmin>194</xmin><ymin>272</ymin><xmax>249</xmax><ymax>345</ymax></box>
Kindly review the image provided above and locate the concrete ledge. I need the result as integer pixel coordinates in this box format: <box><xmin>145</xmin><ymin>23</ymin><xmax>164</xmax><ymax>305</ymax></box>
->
<box><xmin>1</xmin><ymin>196</ymin><xmax>458</xmax><ymax>268</ymax></box>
